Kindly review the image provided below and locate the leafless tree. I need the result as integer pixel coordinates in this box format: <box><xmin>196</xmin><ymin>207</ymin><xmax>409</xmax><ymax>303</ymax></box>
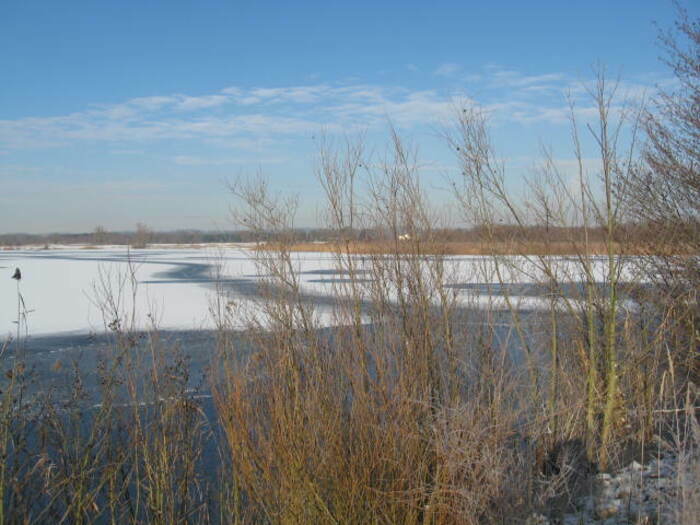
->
<box><xmin>132</xmin><ymin>222</ymin><xmax>153</xmax><ymax>249</ymax></box>
<box><xmin>93</xmin><ymin>225</ymin><xmax>108</xmax><ymax>245</ymax></box>
<box><xmin>633</xmin><ymin>4</ymin><xmax>699</xmax><ymax>295</ymax></box>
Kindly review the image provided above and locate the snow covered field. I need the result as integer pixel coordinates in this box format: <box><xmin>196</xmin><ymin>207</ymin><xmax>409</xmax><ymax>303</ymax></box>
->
<box><xmin>0</xmin><ymin>245</ymin><xmax>645</xmax><ymax>338</ymax></box>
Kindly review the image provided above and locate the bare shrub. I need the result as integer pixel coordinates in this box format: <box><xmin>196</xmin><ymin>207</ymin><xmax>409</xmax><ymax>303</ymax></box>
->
<box><xmin>445</xmin><ymin>67</ymin><xmax>686</xmax><ymax>475</ymax></box>
<box><xmin>630</xmin><ymin>5</ymin><xmax>700</xmax><ymax>393</ymax></box>
<box><xmin>212</xmin><ymin>132</ymin><xmax>543</xmax><ymax>523</ymax></box>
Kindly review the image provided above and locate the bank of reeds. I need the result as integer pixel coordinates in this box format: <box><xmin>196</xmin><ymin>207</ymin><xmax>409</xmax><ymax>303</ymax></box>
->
<box><xmin>256</xmin><ymin>240</ymin><xmax>632</xmax><ymax>256</ymax></box>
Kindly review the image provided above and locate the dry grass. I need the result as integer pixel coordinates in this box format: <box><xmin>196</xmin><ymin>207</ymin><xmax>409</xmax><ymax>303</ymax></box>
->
<box><xmin>256</xmin><ymin>240</ymin><xmax>682</xmax><ymax>256</ymax></box>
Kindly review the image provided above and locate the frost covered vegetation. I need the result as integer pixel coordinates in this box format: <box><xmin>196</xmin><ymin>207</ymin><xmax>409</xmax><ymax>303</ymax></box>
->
<box><xmin>2</xmin><ymin>13</ymin><xmax>699</xmax><ymax>525</ymax></box>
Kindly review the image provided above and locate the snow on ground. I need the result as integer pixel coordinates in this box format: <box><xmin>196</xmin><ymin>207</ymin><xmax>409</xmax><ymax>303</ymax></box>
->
<box><xmin>0</xmin><ymin>245</ymin><xmax>647</xmax><ymax>337</ymax></box>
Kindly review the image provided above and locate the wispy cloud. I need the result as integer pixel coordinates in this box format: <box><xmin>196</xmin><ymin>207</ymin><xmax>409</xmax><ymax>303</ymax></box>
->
<box><xmin>486</xmin><ymin>67</ymin><xmax>565</xmax><ymax>89</ymax></box>
<box><xmin>175</xmin><ymin>94</ymin><xmax>229</xmax><ymax>111</ymax></box>
<box><xmin>0</xmin><ymin>84</ymin><xmax>453</xmax><ymax>150</ymax></box>
<box><xmin>0</xmin><ymin>67</ymin><xmax>668</xmax><ymax>152</ymax></box>
<box><xmin>172</xmin><ymin>154</ymin><xmax>284</xmax><ymax>166</ymax></box>
<box><xmin>434</xmin><ymin>63</ymin><xmax>461</xmax><ymax>77</ymax></box>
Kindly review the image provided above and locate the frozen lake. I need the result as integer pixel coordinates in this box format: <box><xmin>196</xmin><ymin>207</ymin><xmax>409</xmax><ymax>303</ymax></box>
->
<box><xmin>0</xmin><ymin>244</ymin><xmax>651</xmax><ymax>409</ymax></box>
<box><xmin>1</xmin><ymin>244</ymin><xmax>645</xmax><ymax>338</ymax></box>
<box><xmin>1</xmin><ymin>246</ymin><xmax>235</xmax><ymax>336</ymax></box>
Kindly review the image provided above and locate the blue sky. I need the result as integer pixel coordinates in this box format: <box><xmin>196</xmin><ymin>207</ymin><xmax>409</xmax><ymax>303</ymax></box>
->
<box><xmin>0</xmin><ymin>1</ymin><xmax>694</xmax><ymax>233</ymax></box>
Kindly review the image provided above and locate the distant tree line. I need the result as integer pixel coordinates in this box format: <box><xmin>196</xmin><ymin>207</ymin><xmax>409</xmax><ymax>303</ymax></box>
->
<box><xmin>0</xmin><ymin>220</ymin><xmax>696</xmax><ymax>249</ymax></box>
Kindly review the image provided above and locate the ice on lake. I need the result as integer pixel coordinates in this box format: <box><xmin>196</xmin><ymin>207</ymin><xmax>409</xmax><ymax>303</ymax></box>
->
<box><xmin>1</xmin><ymin>245</ymin><xmax>645</xmax><ymax>338</ymax></box>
